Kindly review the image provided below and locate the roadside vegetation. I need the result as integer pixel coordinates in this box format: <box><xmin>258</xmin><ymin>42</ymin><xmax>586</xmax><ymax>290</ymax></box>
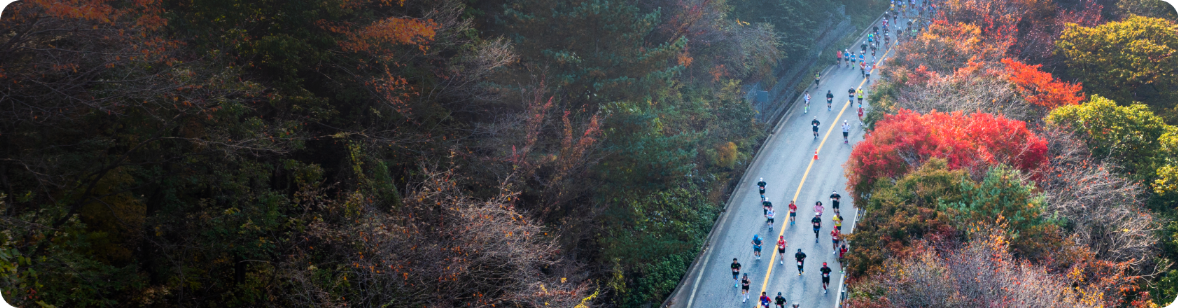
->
<box><xmin>845</xmin><ymin>0</ymin><xmax>1178</xmax><ymax>306</ymax></box>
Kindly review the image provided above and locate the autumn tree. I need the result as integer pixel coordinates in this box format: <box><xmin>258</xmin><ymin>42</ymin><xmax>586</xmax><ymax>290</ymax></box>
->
<box><xmin>284</xmin><ymin>167</ymin><xmax>593</xmax><ymax>307</ymax></box>
<box><xmin>1056</xmin><ymin>16</ymin><xmax>1178</xmax><ymax>118</ymax></box>
<box><xmin>844</xmin><ymin>159</ymin><xmax>962</xmax><ymax>278</ymax></box>
<box><xmin>891</xmin><ymin>21</ymin><xmax>1006</xmax><ymax>74</ymax></box>
<box><xmin>846</xmin><ymin>110</ymin><xmax>1048</xmax><ymax>206</ymax></box>
<box><xmin>641</xmin><ymin>0</ymin><xmax>782</xmax><ymax>87</ymax></box>
<box><xmin>0</xmin><ymin>0</ymin><xmax>578</xmax><ymax>306</ymax></box>
<box><xmin>1032</xmin><ymin>128</ymin><xmax>1157</xmax><ymax>274</ymax></box>
<box><xmin>846</xmin><ymin>233</ymin><xmax>1110</xmax><ymax>308</ymax></box>
<box><xmin>500</xmin><ymin>0</ymin><xmax>686</xmax><ymax>113</ymax></box>
<box><xmin>1001</xmin><ymin>58</ymin><xmax>1085</xmax><ymax>110</ymax></box>
<box><xmin>1116</xmin><ymin>0</ymin><xmax>1178</xmax><ymax>21</ymax></box>
<box><xmin>1046</xmin><ymin>95</ymin><xmax>1178</xmax><ymax>191</ymax></box>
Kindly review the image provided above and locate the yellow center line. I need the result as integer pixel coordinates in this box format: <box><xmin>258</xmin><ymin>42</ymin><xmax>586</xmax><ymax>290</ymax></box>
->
<box><xmin>758</xmin><ymin>44</ymin><xmax>894</xmax><ymax>296</ymax></box>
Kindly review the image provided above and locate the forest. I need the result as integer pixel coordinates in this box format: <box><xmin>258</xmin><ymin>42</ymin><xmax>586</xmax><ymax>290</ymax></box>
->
<box><xmin>0</xmin><ymin>0</ymin><xmax>887</xmax><ymax>307</ymax></box>
<box><xmin>3</xmin><ymin>0</ymin><xmax>1177</xmax><ymax>307</ymax></box>
<box><xmin>843</xmin><ymin>0</ymin><xmax>1178</xmax><ymax>306</ymax></box>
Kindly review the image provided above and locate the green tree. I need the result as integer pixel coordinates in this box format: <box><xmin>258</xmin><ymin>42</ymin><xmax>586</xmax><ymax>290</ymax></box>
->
<box><xmin>599</xmin><ymin>186</ymin><xmax>719</xmax><ymax>307</ymax></box>
<box><xmin>845</xmin><ymin>159</ymin><xmax>963</xmax><ymax>277</ymax></box>
<box><xmin>941</xmin><ymin>165</ymin><xmax>1061</xmax><ymax>259</ymax></box>
<box><xmin>1056</xmin><ymin>16</ymin><xmax>1178</xmax><ymax>119</ymax></box>
<box><xmin>1156</xmin><ymin>132</ymin><xmax>1178</xmax><ymax>195</ymax></box>
<box><xmin>1047</xmin><ymin>95</ymin><xmax>1178</xmax><ymax>190</ymax></box>
<box><xmin>501</xmin><ymin>0</ymin><xmax>685</xmax><ymax>112</ymax></box>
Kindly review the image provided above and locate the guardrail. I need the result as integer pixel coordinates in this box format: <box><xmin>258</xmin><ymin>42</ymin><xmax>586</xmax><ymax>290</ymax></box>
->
<box><xmin>834</xmin><ymin>207</ymin><xmax>864</xmax><ymax>308</ymax></box>
<box><xmin>662</xmin><ymin>11</ymin><xmax>888</xmax><ymax>308</ymax></box>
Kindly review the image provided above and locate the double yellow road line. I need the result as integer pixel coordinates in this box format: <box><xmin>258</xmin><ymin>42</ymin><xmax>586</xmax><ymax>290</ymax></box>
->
<box><xmin>757</xmin><ymin>44</ymin><xmax>893</xmax><ymax>296</ymax></box>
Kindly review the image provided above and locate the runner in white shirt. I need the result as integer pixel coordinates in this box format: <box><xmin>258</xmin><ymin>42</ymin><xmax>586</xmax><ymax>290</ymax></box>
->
<box><xmin>842</xmin><ymin>120</ymin><xmax>851</xmax><ymax>143</ymax></box>
<box><xmin>765</xmin><ymin>207</ymin><xmax>775</xmax><ymax>228</ymax></box>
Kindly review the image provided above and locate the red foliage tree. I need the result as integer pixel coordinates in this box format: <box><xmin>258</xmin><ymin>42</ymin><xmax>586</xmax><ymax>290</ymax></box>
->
<box><xmin>846</xmin><ymin>110</ymin><xmax>1048</xmax><ymax>206</ymax></box>
<box><xmin>1002</xmin><ymin>58</ymin><xmax>1085</xmax><ymax>110</ymax></box>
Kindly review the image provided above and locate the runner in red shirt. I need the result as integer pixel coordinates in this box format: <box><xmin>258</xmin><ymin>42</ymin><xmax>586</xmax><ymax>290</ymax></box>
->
<box><xmin>788</xmin><ymin>200</ymin><xmax>798</xmax><ymax>226</ymax></box>
<box><xmin>777</xmin><ymin>235</ymin><xmax>787</xmax><ymax>265</ymax></box>
<box><xmin>831</xmin><ymin>228</ymin><xmax>842</xmax><ymax>252</ymax></box>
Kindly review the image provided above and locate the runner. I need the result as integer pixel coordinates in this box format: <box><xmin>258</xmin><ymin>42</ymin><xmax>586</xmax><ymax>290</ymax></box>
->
<box><xmin>762</xmin><ymin>198</ymin><xmax>772</xmax><ymax>215</ymax></box>
<box><xmin>820</xmin><ymin>262</ymin><xmax>833</xmax><ymax>293</ymax></box>
<box><xmin>825</xmin><ymin>90</ymin><xmax>834</xmax><ymax>110</ymax></box>
<box><xmin>838</xmin><ymin>244</ymin><xmax>848</xmax><ymax>268</ymax></box>
<box><xmin>741</xmin><ymin>273</ymin><xmax>751</xmax><ymax>301</ymax></box>
<box><xmin>813</xmin><ymin>201</ymin><xmax>824</xmax><ymax>217</ymax></box>
<box><xmin>757</xmin><ymin>177</ymin><xmax>767</xmax><ymax>195</ymax></box>
<box><xmin>731</xmin><ymin>258</ymin><xmax>741</xmax><ymax>287</ymax></box>
<box><xmin>804</xmin><ymin>91</ymin><xmax>811</xmax><ymax>113</ymax></box>
<box><xmin>814</xmin><ymin>72</ymin><xmax>820</xmax><ymax>88</ymax></box>
<box><xmin>836</xmin><ymin>50</ymin><xmax>843</xmax><ymax>67</ymax></box>
<box><xmin>859</xmin><ymin>61</ymin><xmax>866</xmax><ymax>78</ymax></box>
<box><xmin>831</xmin><ymin>228</ymin><xmax>841</xmax><ymax>252</ymax></box>
<box><xmin>811</xmin><ymin>117</ymin><xmax>820</xmax><ymax>138</ymax></box>
<box><xmin>776</xmin><ymin>235</ymin><xmax>787</xmax><ymax>265</ymax></box>
<box><xmin>788</xmin><ymin>200</ymin><xmax>797</xmax><ymax>225</ymax></box>
<box><xmin>830</xmin><ymin>191</ymin><xmax>842</xmax><ymax>215</ymax></box>
<box><xmin>833</xmin><ymin>214</ymin><xmax>843</xmax><ymax>234</ymax></box>
<box><xmin>857</xmin><ymin>103</ymin><xmax>865</xmax><ymax>123</ymax></box>
<box><xmin>765</xmin><ymin>206</ymin><xmax>775</xmax><ymax>228</ymax></box>
<box><xmin>847</xmin><ymin>88</ymin><xmax>855</xmax><ymax>104</ymax></box>
<box><xmin>752</xmin><ymin>234</ymin><xmax>763</xmax><ymax>259</ymax></box>
<box><xmin>775</xmin><ymin>292</ymin><xmax>787</xmax><ymax>308</ymax></box>
<box><xmin>857</xmin><ymin>89</ymin><xmax>865</xmax><ymax>105</ymax></box>
<box><xmin>794</xmin><ymin>248</ymin><xmax>806</xmax><ymax>275</ymax></box>
<box><xmin>811</xmin><ymin>214</ymin><xmax>822</xmax><ymax>243</ymax></box>
<box><xmin>866</xmin><ymin>63</ymin><xmax>873</xmax><ymax>82</ymax></box>
<box><xmin>842</xmin><ymin>120</ymin><xmax>850</xmax><ymax>143</ymax></box>
<box><xmin>759</xmin><ymin>292</ymin><xmax>771</xmax><ymax>308</ymax></box>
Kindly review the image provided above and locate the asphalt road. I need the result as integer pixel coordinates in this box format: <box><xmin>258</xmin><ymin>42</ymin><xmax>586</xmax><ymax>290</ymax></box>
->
<box><xmin>665</xmin><ymin>15</ymin><xmax>905</xmax><ymax>308</ymax></box>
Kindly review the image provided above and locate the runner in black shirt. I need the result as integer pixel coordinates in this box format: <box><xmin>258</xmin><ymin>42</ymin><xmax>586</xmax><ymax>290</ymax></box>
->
<box><xmin>811</xmin><ymin>214</ymin><xmax>822</xmax><ymax>243</ymax></box>
<box><xmin>741</xmin><ymin>273</ymin><xmax>751</xmax><ymax>302</ymax></box>
<box><xmin>811</xmin><ymin>117</ymin><xmax>821</xmax><ymax>138</ymax></box>
<box><xmin>830</xmin><ymin>191</ymin><xmax>842</xmax><ymax>216</ymax></box>
<box><xmin>731</xmin><ymin>258</ymin><xmax>741</xmax><ymax>287</ymax></box>
<box><xmin>794</xmin><ymin>249</ymin><xmax>807</xmax><ymax>275</ymax></box>
<box><xmin>821</xmin><ymin>262</ymin><xmax>833</xmax><ymax>293</ymax></box>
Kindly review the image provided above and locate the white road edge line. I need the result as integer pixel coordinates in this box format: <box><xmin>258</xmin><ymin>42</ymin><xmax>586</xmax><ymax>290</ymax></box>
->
<box><xmin>684</xmin><ymin>12</ymin><xmax>890</xmax><ymax>308</ymax></box>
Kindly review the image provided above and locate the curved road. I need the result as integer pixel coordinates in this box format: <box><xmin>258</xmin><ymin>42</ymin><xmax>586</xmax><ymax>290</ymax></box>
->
<box><xmin>666</xmin><ymin>15</ymin><xmax>905</xmax><ymax>308</ymax></box>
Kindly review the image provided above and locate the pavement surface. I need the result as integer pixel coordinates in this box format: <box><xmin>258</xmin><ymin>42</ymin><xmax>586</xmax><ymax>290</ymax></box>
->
<box><xmin>664</xmin><ymin>12</ymin><xmax>916</xmax><ymax>308</ymax></box>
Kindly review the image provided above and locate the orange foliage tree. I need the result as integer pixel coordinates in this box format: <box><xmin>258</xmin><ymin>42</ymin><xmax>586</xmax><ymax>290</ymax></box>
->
<box><xmin>325</xmin><ymin>12</ymin><xmax>440</xmax><ymax>116</ymax></box>
<box><xmin>894</xmin><ymin>20</ymin><xmax>1004</xmax><ymax>74</ymax></box>
<box><xmin>1002</xmin><ymin>58</ymin><xmax>1085</xmax><ymax>110</ymax></box>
